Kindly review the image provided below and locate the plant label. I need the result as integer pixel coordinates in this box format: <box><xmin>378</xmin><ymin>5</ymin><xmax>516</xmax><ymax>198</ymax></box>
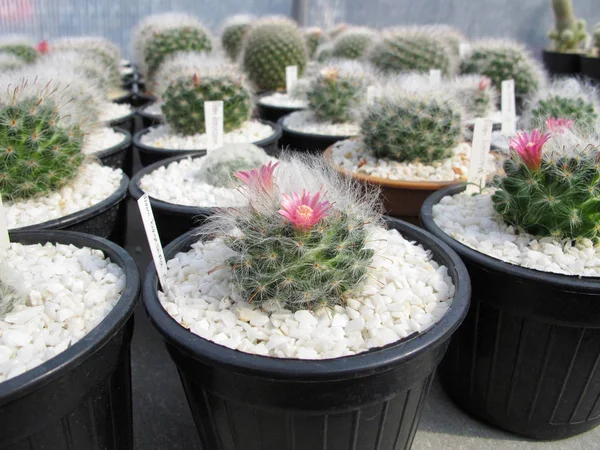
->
<box><xmin>0</xmin><ymin>195</ymin><xmax>8</xmax><ymax>250</ymax></box>
<box><xmin>459</xmin><ymin>42</ymin><xmax>471</xmax><ymax>58</ymax></box>
<box><xmin>286</xmin><ymin>65</ymin><xmax>298</xmax><ymax>93</ymax></box>
<box><xmin>466</xmin><ymin>118</ymin><xmax>493</xmax><ymax>195</ymax></box>
<box><xmin>137</xmin><ymin>194</ymin><xmax>169</xmax><ymax>291</ymax></box>
<box><xmin>429</xmin><ymin>69</ymin><xmax>442</xmax><ymax>85</ymax></box>
<box><xmin>204</xmin><ymin>101</ymin><xmax>224</xmax><ymax>152</ymax></box>
<box><xmin>501</xmin><ymin>79</ymin><xmax>517</xmax><ymax>136</ymax></box>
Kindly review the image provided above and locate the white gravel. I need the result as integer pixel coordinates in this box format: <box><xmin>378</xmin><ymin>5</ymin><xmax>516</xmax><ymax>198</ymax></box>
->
<box><xmin>139</xmin><ymin>157</ymin><xmax>246</xmax><ymax>207</ymax></box>
<box><xmin>83</xmin><ymin>128</ymin><xmax>128</xmax><ymax>155</ymax></box>
<box><xmin>0</xmin><ymin>242</ymin><xmax>126</xmax><ymax>382</ymax></box>
<box><xmin>259</xmin><ymin>93</ymin><xmax>307</xmax><ymax>109</ymax></box>
<box><xmin>141</xmin><ymin>122</ymin><xmax>275</xmax><ymax>150</ymax></box>
<box><xmin>159</xmin><ymin>226</ymin><xmax>455</xmax><ymax>359</ymax></box>
<box><xmin>433</xmin><ymin>191</ymin><xmax>600</xmax><ymax>277</ymax></box>
<box><xmin>100</xmin><ymin>102</ymin><xmax>133</xmax><ymax>123</ymax></box>
<box><xmin>6</xmin><ymin>164</ymin><xmax>123</xmax><ymax>229</ymax></box>
<box><xmin>331</xmin><ymin>139</ymin><xmax>499</xmax><ymax>182</ymax></box>
<box><xmin>142</xmin><ymin>102</ymin><xmax>163</xmax><ymax>117</ymax></box>
<box><xmin>283</xmin><ymin>111</ymin><xmax>360</xmax><ymax>136</ymax></box>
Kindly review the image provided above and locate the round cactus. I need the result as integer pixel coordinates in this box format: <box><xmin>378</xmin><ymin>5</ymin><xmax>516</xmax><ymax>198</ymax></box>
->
<box><xmin>451</xmin><ymin>75</ymin><xmax>498</xmax><ymax>120</ymax></box>
<box><xmin>361</xmin><ymin>85</ymin><xmax>463</xmax><ymax>163</ymax></box>
<box><xmin>0</xmin><ymin>53</ymin><xmax>25</xmax><ymax>71</ymax></box>
<box><xmin>331</xmin><ymin>27</ymin><xmax>376</xmax><ymax>60</ymax></box>
<box><xmin>316</xmin><ymin>41</ymin><xmax>335</xmax><ymax>62</ymax></box>
<box><xmin>304</xmin><ymin>27</ymin><xmax>325</xmax><ymax>59</ymax></box>
<box><xmin>242</xmin><ymin>17</ymin><xmax>308</xmax><ymax>92</ymax></box>
<box><xmin>0</xmin><ymin>80</ymin><xmax>86</xmax><ymax>202</ymax></box>
<box><xmin>221</xmin><ymin>15</ymin><xmax>254</xmax><ymax>61</ymax></box>
<box><xmin>196</xmin><ymin>143</ymin><xmax>272</xmax><ymax>188</ymax></box>
<box><xmin>594</xmin><ymin>23</ymin><xmax>600</xmax><ymax>56</ymax></box>
<box><xmin>162</xmin><ymin>71</ymin><xmax>252</xmax><ymax>136</ymax></box>
<box><xmin>421</xmin><ymin>24</ymin><xmax>467</xmax><ymax>57</ymax></box>
<box><xmin>492</xmin><ymin>127</ymin><xmax>600</xmax><ymax>242</ymax></box>
<box><xmin>368</xmin><ymin>27</ymin><xmax>457</xmax><ymax>76</ymax></box>
<box><xmin>0</xmin><ymin>37</ymin><xmax>37</xmax><ymax>64</ymax></box>
<box><xmin>326</xmin><ymin>24</ymin><xmax>349</xmax><ymax>40</ymax></box>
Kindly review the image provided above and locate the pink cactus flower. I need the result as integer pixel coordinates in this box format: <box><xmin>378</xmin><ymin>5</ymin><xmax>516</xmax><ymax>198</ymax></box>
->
<box><xmin>279</xmin><ymin>190</ymin><xmax>331</xmax><ymax>231</ymax></box>
<box><xmin>478</xmin><ymin>76</ymin><xmax>491</xmax><ymax>91</ymax></box>
<box><xmin>234</xmin><ymin>161</ymin><xmax>279</xmax><ymax>193</ymax></box>
<box><xmin>36</xmin><ymin>40</ymin><xmax>49</xmax><ymax>54</ymax></box>
<box><xmin>545</xmin><ymin>117</ymin><xmax>574</xmax><ymax>133</ymax></box>
<box><xmin>509</xmin><ymin>129</ymin><xmax>551</xmax><ymax>171</ymax></box>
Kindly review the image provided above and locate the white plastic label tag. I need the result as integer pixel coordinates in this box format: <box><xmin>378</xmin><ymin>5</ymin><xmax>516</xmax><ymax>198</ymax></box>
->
<box><xmin>429</xmin><ymin>69</ymin><xmax>442</xmax><ymax>85</ymax></box>
<box><xmin>0</xmin><ymin>195</ymin><xmax>9</xmax><ymax>250</ymax></box>
<box><xmin>501</xmin><ymin>79</ymin><xmax>517</xmax><ymax>136</ymax></box>
<box><xmin>466</xmin><ymin>118</ymin><xmax>493</xmax><ymax>195</ymax></box>
<box><xmin>459</xmin><ymin>42</ymin><xmax>471</xmax><ymax>58</ymax></box>
<box><xmin>204</xmin><ymin>101</ymin><xmax>224</xmax><ymax>152</ymax></box>
<box><xmin>137</xmin><ymin>194</ymin><xmax>169</xmax><ymax>291</ymax></box>
<box><xmin>286</xmin><ymin>65</ymin><xmax>298</xmax><ymax>94</ymax></box>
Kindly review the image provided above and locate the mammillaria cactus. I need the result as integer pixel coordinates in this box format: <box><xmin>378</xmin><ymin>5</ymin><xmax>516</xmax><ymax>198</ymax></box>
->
<box><xmin>242</xmin><ymin>17</ymin><xmax>308</xmax><ymax>92</ymax></box>
<box><xmin>451</xmin><ymin>75</ymin><xmax>498</xmax><ymax>120</ymax></box>
<box><xmin>368</xmin><ymin>27</ymin><xmax>457</xmax><ymax>76</ymax></box>
<box><xmin>221</xmin><ymin>15</ymin><xmax>254</xmax><ymax>61</ymax></box>
<box><xmin>162</xmin><ymin>70</ymin><xmax>252</xmax><ymax>136</ymax></box>
<box><xmin>304</xmin><ymin>27</ymin><xmax>325</xmax><ymax>59</ymax></box>
<box><xmin>460</xmin><ymin>39</ymin><xmax>546</xmax><ymax>109</ymax></box>
<box><xmin>0</xmin><ymin>266</ymin><xmax>26</xmax><ymax>318</ymax></box>
<box><xmin>548</xmin><ymin>0</ymin><xmax>587</xmax><ymax>53</ymax></box>
<box><xmin>196</xmin><ymin>143</ymin><xmax>272</xmax><ymax>188</ymax></box>
<box><xmin>492</xmin><ymin>122</ymin><xmax>600</xmax><ymax>242</ymax></box>
<box><xmin>0</xmin><ymin>79</ymin><xmax>86</xmax><ymax>201</ymax></box>
<box><xmin>361</xmin><ymin>85</ymin><xmax>463</xmax><ymax>163</ymax></box>
<box><xmin>305</xmin><ymin>61</ymin><xmax>373</xmax><ymax>123</ymax></box>
<box><xmin>331</xmin><ymin>27</ymin><xmax>376</xmax><ymax>60</ymax></box>
<box><xmin>0</xmin><ymin>36</ymin><xmax>37</xmax><ymax>63</ymax></box>
<box><xmin>202</xmin><ymin>154</ymin><xmax>381</xmax><ymax>311</ymax></box>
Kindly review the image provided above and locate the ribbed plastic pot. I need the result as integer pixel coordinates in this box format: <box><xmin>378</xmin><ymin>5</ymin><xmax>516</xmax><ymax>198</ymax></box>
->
<box><xmin>129</xmin><ymin>153</ymin><xmax>215</xmax><ymax>244</ymax></box>
<box><xmin>0</xmin><ymin>230</ymin><xmax>140</xmax><ymax>450</ymax></box>
<box><xmin>421</xmin><ymin>184</ymin><xmax>600</xmax><ymax>440</ymax></box>
<box><xmin>134</xmin><ymin>121</ymin><xmax>282</xmax><ymax>167</ymax></box>
<box><xmin>10</xmin><ymin>174</ymin><xmax>129</xmax><ymax>246</ymax></box>
<box><xmin>137</xmin><ymin>106</ymin><xmax>164</xmax><ymax>130</ymax></box>
<box><xmin>256</xmin><ymin>94</ymin><xmax>305</xmax><ymax>124</ymax></box>
<box><xmin>582</xmin><ymin>56</ymin><xmax>600</xmax><ymax>83</ymax></box>
<box><xmin>278</xmin><ymin>116</ymin><xmax>353</xmax><ymax>154</ymax></box>
<box><xmin>97</xmin><ymin>127</ymin><xmax>133</xmax><ymax>174</ymax></box>
<box><xmin>542</xmin><ymin>50</ymin><xmax>581</xmax><ymax>76</ymax></box>
<box><xmin>143</xmin><ymin>218</ymin><xmax>471</xmax><ymax>450</ymax></box>
<box><xmin>108</xmin><ymin>111</ymin><xmax>136</xmax><ymax>136</ymax></box>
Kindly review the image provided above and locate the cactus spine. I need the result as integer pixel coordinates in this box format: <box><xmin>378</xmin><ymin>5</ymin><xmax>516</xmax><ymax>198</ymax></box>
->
<box><xmin>331</xmin><ymin>27</ymin><xmax>376</xmax><ymax>60</ymax></box>
<box><xmin>221</xmin><ymin>15</ymin><xmax>254</xmax><ymax>61</ymax></box>
<box><xmin>304</xmin><ymin>27</ymin><xmax>325</xmax><ymax>59</ymax></box>
<box><xmin>549</xmin><ymin>0</ymin><xmax>587</xmax><ymax>52</ymax></box>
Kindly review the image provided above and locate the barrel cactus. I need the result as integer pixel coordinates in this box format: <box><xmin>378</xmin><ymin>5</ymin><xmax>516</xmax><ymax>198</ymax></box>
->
<box><xmin>492</xmin><ymin>124</ymin><xmax>600</xmax><ymax>242</ymax></box>
<box><xmin>304</xmin><ymin>27</ymin><xmax>325</xmax><ymax>59</ymax></box>
<box><xmin>451</xmin><ymin>75</ymin><xmax>498</xmax><ymax>120</ymax></box>
<box><xmin>548</xmin><ymin>0</ymin><xmax>587</xmax><ymax>52</ymax></box>
<box><xmin>242</xmin><ymin>17</ymin><xmax>308</xmax><ymax>92</ymax></box>
<box><xmin>221</xmin><ymin>15</ymin><xmax>254</xmax><ymax>61</ymax></box>
<box><xmin>331</xmin><ymin>27</ymin><xmax>376</xmax><ymax>60</ymax></box>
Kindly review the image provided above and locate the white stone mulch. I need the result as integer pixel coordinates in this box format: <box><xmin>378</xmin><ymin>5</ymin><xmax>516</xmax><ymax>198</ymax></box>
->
<box><xmin>259</xmin><ymin>93</ymin><xmax>307</xmax><ymax>109</ymax></box>
<box><xmin>99</xmin><ymin>102</ymin><xmax>133</xmax><ymax>123</ymax></box>
<box><xmin>283</xmin><ymin>111</ymin><xmax>360</xmax><ymax>136</ymax></box>
<box><xmin>83</xmin><ymin>128</ymin><xmax>128</xmax><ymax>155</ymax></box>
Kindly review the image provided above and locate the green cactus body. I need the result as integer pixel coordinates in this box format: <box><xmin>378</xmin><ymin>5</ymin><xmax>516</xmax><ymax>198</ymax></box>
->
<box><xmin>332</xmin><ymin>28</ymin><xmax>375</xmax><ymax>60</ymax></box>
<box><xmin>0</xmin><ymin>96</ymin><xmax>85</xmax><ymax>201</ymax></box>
<box><xmin>53</xmin><ymin>37</ymin><xmax>122</xmax><ymax>85</ymax></box>
<box><xmin>549</xmin><ymin>0</ymin><xmax>587</xmax><ymax>52</ymax></box>
<box><xmin>242</xmin><ymin>18</ymin><xmax>308</xmax><ymax>92</ymax></box>
<box><xmin>594</xmin><ymin>23</ymin><xmax>600</xmax><ymax>56</ymax></box>
<box><xmin>221</xmin><ymin>20</ymin><xmax>252</xmax><ymax>61</ymax></box>
<box><xmin>0</xmin><ymin>53</ymin><xmax>25</xmax><ymax>71</ymax></box>
<box><xmin>0</xmin><ymin>44</ymin><xmax>37</xmax><ymax>63</ymax></box>
<box><xmin>531</xmin><ymin>96</ymin><xmax>597</xmax><ymax>128</ymax></box>
<box><xmin>145</xmin><ymin>27</ymin><xmax>212</xmax><ymax>78</ymax></box>
<box><xmin>304</xmin><ymin>28</ymin><xmax>324</xmax><ymax>59</ymax></box>
<box><xmin>162</xmin><ymin>74</ymin><xmax>252</xmax><ymax>136</ymax></box>
<box><xmin>361</xmin><ymin>93</ymin><xmax>463</xmax><ymax>163</ymax></box>
<box><xmin>368</xmin><ymin>29</ymin><xmax>455</xmax><ymax>75</ymax></box>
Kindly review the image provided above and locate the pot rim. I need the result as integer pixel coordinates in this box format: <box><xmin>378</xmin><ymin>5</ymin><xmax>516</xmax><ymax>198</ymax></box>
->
<box><xmin>0</xmin><ymin>230</ymin><xmax>140</xmax><ymax>404</ymax></box>
<box><xmin>256</xmin><ymin>92</ymin><xmax>307</xmax><ymax>112</ymax></box>
<box><xmin>95</xmin><ymin>127</ymin><xmax>132</xmax><ymax>160</ymax></box>
<box><xmin>278</xmin><ymin>115</ymin><xmax>355</xmax><ymax>141</ymax></box>
<box><xmin>143</xmin><ymin>217</ymin><xmax>471</xmax><ymax>380</ymax></box>
<box><xmin>420</xmin><ymin>183</ymin><xmax>600</xmax><ymax>291</ymax></box>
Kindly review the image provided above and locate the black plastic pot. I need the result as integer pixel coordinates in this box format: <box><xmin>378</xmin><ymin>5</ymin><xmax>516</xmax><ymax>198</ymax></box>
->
<box><xmin>278</xmin><ymin>116</ymin><xmax>353</xmax><ymax>154</ymax></box>
<box><xmin>137</xmin><ymin>106</ymin><xmax>164</xmax><ymax>130</ymax></box>
<box><xmin>97</xmin><ymin>127</ymin><xmax>133</xmax><ymax>174</ymax></box>
<box><xmin>421</xmin><ymin>184</ymin><xmax>600</xmax><ymax>440</ymax></box>
<box><xmin>11</xmin><ymin>173</ymin><xmax>129</xmax><ymax>246</ymax></box>
<box><xmin>129</xmin><ymin>153</ymin><xmax>215</xmax><ymax>244</ymax></box>
<box><xmin>542</xmin><ymin>50</ymin><xmax>581</xmax><ymax>76</ymax></box>
<box><xmin>0</xmin><ymin>230</ymin><xmax>139</xmax><ymax>450</ymax></box>
<box><xmin>143</xmin><ymin>218</ymin><xmax>471</xmax><ymax>450</ymax></box>
<box><xmin>582</xmin><ymin>55</ymin><xmax>600</xmax><ymax>83</ymax></box>
<box><xmin>255</xmin><ymin>94</ymin><xmax>305</xmax><ymax>124</ymax></box>
<box><xmin>134</xmin><ymin>121</ymin><xmax>282</xmax><ymax>167</ymax></box>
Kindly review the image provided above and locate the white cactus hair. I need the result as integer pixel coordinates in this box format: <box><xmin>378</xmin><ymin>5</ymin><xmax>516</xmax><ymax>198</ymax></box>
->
<box><xmin>541</xmin><ymin>125</ymin><xmax>600</xmax><ymax>160</ymax></box>
<box><xmin>448</xmin><ymin>74</ymin><xmax>499</xmax><ymax>120</ymax></box>
<box><xmin>51</xmin><ymin>36</ymin><xmax>122</xmax><ymax>64</ymax></box>
<box><xmin>220</xmin><ymin>14</ymin><xmax>255</xmax><ymax>33</ymax></box>
<box><xmin>333</xmin><ymin>25</ymin><xmax>376</xmax><ymax>40</ymax></box>
<box><xmin>0</xmin><ymin>35</ymin><xmax>33</xmax><ymax>46</ymax></box>
<box><xmin>0</xmin><ymin>53</ymin><xmax>25</xmax><ymax>70</ymax></box>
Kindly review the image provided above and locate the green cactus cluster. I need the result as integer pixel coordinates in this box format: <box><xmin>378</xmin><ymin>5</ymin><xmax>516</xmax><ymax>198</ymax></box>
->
<box><xmin>492</xmin><ymin>131</ymin><xmax>600</xmax><ymax>242</ymax></box>
<box><xmin>221</xmin><ymin>15</ymin><xmax>254</xmax><ymax>61</ymax></box>
<box><xmin>0</xmin><ymin>38</ymin><xmax>37</xmax><ymax>64</ymax></box>
<box><xmin>242</xmin><ymin>17</ymin><xmax>308</xmax><ymax>92</ymax></box>
<box><xmin>451</xmin><ymin>75</ymin><xmax>497</xmax><ymax>120</ymax></box>
<box><xmin>332</xmin><ymin>27</ymin><xmax>376</xmax><ymax>60</ymax></box>
<box><xmin>161</xmin><ymin>72</ymin><xmax>252</xmax><ymax>136</ymax></box>
<box><xmin>361</xmin><ymin>89</ymin><xmax>463</xmax><ymax>163</ymax></box>
<box><xmin>531</xmin><ymin>96</ymin><xmax>597</xmax><ymax>128</ymax></box>
<box><xmin>368</xmin><ymin>28</ymin><xmax>457</xmax><ymax>76</ymax></box>
<box><xmin>304</xmin><ymin>27</ymin><xmax>325</xmax><ymax>59</ymax></box>
<box><xmin>548</xmin><ymin>0</ymin><xmax>588</xmax><ymax>53</ymax></box>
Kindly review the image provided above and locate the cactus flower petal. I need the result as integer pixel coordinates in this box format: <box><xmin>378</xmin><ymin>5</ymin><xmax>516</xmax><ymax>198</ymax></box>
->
<box><xmin>279</xmin><ymin>190</ymin><xmax>331</xmax><ymax>230</ymax></box>
<box><xmin>36</xmin><ymin>40</ymin><xmax>49</xmax><ymax>54</ymax></box>
<box><xmin>234</xmin><ymin>161</ymin><xmax>279</xmax><ymax>193</ymax></box>
<box><xmin>509</xmin><ymin>129</ymin><xmax>551</xmax><ymax>170</ymax></box>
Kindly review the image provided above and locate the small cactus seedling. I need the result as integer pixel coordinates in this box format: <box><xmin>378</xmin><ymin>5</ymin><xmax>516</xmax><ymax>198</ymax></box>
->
<box><xmin>161</xmin><ymin>71</ymin><xmax>252</xmax><ymax>136</ymax></box>
<box><xmin>451</xmin><ymin>75</ymin><xmax>498</xmax><ymax>120</ymax></box>
<box><xmin>202</xmin><ymin>154</ymin><xmax>382</xmax><ymax>311</ymax></box>
<box><xmin>0</xmin><ymin>265</ymin><xmax>27</xmax><ymax>318</ymax></box>
<box><xmin>331</xmin><ymin>27</ymin><xmax>376</xmax><ymax>60</ymax></box>
<box><xmin>0</xmin><ymin>36</ymin><xmax>38</xmax><ymax>63</ymax></box>
<box><xmin>492</xmin><ymin>123</ymin><xmax>600</xmax><ymax>242</ymax></box>
<box><xmin>304</xmin><ymin>27</ymin><xmax>325</xmax><ymax>59</ymax></box>
<box><xmin>548</xmin><ymin>0</ymin><xmax>588</xmax><ymax>53</ymax></box>
<box><xmin>195</xmin><ymin>143</ymin><xmax>272</xmax><ymax>188</ymax></box>
<box><xmin>242</xmin><ymin>17</ymin><xmax>308</xmax><ymax>92</ymax></box>
<box><xmin>221</xmin><ymin>15</ymin><xmax>254</xmax><ymax>61</ymax></box>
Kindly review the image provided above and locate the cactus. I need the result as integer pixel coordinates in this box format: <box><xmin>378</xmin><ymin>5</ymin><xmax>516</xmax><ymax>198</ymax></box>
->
<box><xmin>201</xmin><ymin>154</ymin><xmax>381</xmax><ymax>311</ymax></box>
<box><xmin>305</xmin><ymin>61</ymin><xmax>373</xmax><ymax>123</ymax></box>
<box><xmin>221</xmin><ymin>15</ymin><xmax>254</xmax><ymax>61</ymax></box>
<box><xmin>196</xmin><ymin>143</ymin><xmax>272</xmax><ymax>188</ymax></box>
<box><xmin>420</xmin><ymin>24</ymin><xmax>467</xmax><ymax>58</ymax></box>
<box><xmin>451</xmin><ymin>75</ymin><xmax>498</xmax><ymax>120</ymax></box>
<box><xmin>593</xmin><ymin>23</ymin><xmax>600</xmax><ymax>56</ymax></box>
<box><xmin>548</xmin><ymin>0</ymin><xmax>588</xmax><ymax>53</ymax></box>
<box><xmin>492</xmin><ymin>125</ymin><xmax>600</xmax><ymax>242</ymax></box>
<box><xmin>0</xmin><ymin>266</ymin><xmax>26</xmax><ymax>318</ymax></box>
<box><xmin>304</xmin><ymin>27</ymin><xmax>325</xmax><ymax>59</ymax></box>
<box><xmin>0</xmin><ymin>53</ymin><xmax>25</xmax><ymax>71</ymax></box>
<box><xmin>316</xmin><ymin>41</ymin><xmax>335</xmax><ymax>62</ymax></box>
<box><xmin>368</xmin><ymin>27</ymin><xmax>457</xmax><ymax>76</ymax></box>
<box><xmin>0</xmin><ymin>37</ymin><xmax>37</xmax><ymax>63</ymax></box>
<box><xmin>327</xmin><ymin>24</ymin><xmax>348</xmax><ymax>40</ymax></box>
<box><xmin>461</xmin><ymin>39</ymin><xmax>546</xmax><ymax>109</ymax></box>
<box><xmin>242</xmin><ymin>17</ymin><xmax>308</xmax><ymax>92</ymax></box>
<box><xmin>331</xmin><ymin>27</ymin><xmax>376</xmax><ymax>60</ymax></box>
<box><xmin>0</xmin><ymin>80</ymin><xmax>86</xmax><ymax>201</ymax></box>
<box><xmin>361</xmin><ymin>85</ymin><xmax>463</xmax><ymax>163</ymax></box>
<box><xmin>162</xmin><ymin>71</ymin><xmax>252</xmax><ymax>136</ymax></box>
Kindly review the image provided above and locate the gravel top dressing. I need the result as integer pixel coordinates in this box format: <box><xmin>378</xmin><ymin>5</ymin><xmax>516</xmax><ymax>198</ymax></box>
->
<box><xmin>259</xmin><ymin>93</ymin><xmax>307</xmax><ymax>108</ymax></box>
<box><xmin>283</xmin><ymin>111</ymin><xmax>360</xmax><ymax>136</ymax></box>
<box><xmin>83</xmin><ymin>128</ymin><xmax>128</xmax><ymax>155</ymax></box>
